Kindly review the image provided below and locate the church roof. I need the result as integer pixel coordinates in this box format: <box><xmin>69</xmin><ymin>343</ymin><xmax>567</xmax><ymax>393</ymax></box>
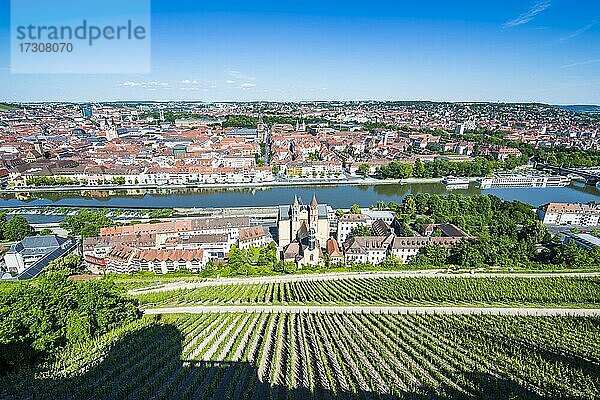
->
<box><xmin>310</xmin><ymin>194</ymin><xmax>318</xmax><ymax>208</ymax></box>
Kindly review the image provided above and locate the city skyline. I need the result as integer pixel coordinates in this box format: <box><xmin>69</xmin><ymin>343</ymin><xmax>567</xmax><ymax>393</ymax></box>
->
<box><xmin>1</xmin><ymin>0</ymin><xmax>599</xmax><ymax>104</ymax></box>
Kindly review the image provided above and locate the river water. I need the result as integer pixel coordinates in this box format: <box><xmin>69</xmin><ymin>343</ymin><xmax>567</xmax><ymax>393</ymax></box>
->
<box><xmin>1</xmin><ymin>181</ymin><xmax>599</xmax><ymax>211</ymax></box>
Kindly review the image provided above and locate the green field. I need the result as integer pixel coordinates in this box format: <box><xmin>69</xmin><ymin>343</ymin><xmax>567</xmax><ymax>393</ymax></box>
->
<box><xmin>2</xmin><ymin>313</ymin><xmax>599</xmax><ymax>400</ymax></box>
<box><xmin>132</xmin><ymin>276</ymin><xmax>600</xmax><ymax>308</ymax></box>
<box><xmin>0</xmin><ymin>103</ymin><xmax>20</xmax><ymax>111</ymax></box>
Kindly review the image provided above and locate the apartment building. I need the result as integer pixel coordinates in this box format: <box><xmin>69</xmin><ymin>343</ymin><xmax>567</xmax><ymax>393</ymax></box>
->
<box><xmin>537</xmin><ymin>202</ymin><xmax>600</xmax><ymax>226</ymax></box>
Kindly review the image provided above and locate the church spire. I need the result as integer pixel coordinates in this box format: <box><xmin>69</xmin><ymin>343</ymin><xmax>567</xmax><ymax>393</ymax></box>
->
<box><xmin>310</xmin><ymin>194</ymin><xmax>318</xmax><ymax>208</ymax></box>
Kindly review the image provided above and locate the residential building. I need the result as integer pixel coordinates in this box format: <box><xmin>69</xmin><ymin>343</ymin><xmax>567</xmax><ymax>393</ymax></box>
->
<box><xmin>105</xmin><ymin>244</ymin><xmax>208</xmax><ymax>274</ymax></box>
<box><xmin>4</xmin><ymin>235</ymin><xmax>79</xmax><ymax>279</ymax></box>
<box><xmin>537</xmin><ymin>202</ymin><xmax>600</xmax><ymax>226</ymax></box>
<box><xmin>344</xmin><ymin>235</ymin><xmax>394</xmax><ymax>264</ymax></box>
<box><xmin>343</xmin><ymin>223</ymin><xmax>469</xmax><ymax>264</ymax></box>
<box><xmin>337</xmin><ymin>214</ymin><xmax>370</xmax><ymax>244</ymax></box>
<box><xmin>336</xmin><ymin>210</ymin><xmax>395</xmax><ymax>244</ymax></box>
<box><xmin>238</xmin><ymin>225</ymin><xmax>273</xmax><ymax>249</ymax></box>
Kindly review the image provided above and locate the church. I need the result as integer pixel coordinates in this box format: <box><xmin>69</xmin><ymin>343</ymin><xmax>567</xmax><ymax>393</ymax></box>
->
<box><xmin>277</xmin><ymin>195</ymin><xmax>330</xmax><ymax>268</ymax></box>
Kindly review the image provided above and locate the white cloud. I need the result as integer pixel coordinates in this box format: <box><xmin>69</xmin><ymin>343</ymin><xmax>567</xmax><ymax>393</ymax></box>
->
<box><xmin>119</xmin><ymin>81</ymin><xmax>142</xmax><ymax>87</ymax></box>
<box><xmin>180</xmin><ymin>79</ymin><xmax>200</xmax><ymax>85</ymax></box>
<box><xmin>228</xmin><ymin>70</ymin><xmax>256</xmax><ymax>81</ymax></box>
<box><xmin>119</xmin><ymin>81</ymin><xmax>170</xmax><ymax>89</ymax></box>
<box><xmin>503</xmin><ymin>0</ymin><xmax>551</xmax><ymax>28</ymax></box>
<box><xmin>240</xmin><ymin>83</ymin><xmax>256</xmax><ymax>89</ymax></box>
<box><xmin>561</xmin><ymin>58</ymin><xmax>600</xmax><ymax>69</ymax></box>
<box><xmin>560</xmin><ymin>21</ymin><xmax>596</xmax><ymax>41</ymax></box>
<box><xmin>226</xmin><ymin>80</ymin><xmax>236</xmax><ymax>84</ymax></box>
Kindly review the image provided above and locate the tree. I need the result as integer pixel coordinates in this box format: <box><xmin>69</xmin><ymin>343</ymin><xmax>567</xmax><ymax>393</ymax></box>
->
<box><xmin>377</xmin><ymin>161</ymin><xmax>413</xmax><ymax>179</ymax></box>
<box><xmin>349</xmin><ymin>204</ymin><xmax>362</xmax><ymax>214</ymax></box>
<box><xmin>409</xmin><ymin>244</ymin><xmax>448</xmax><ymax>267</ymax></box>
<box><xmin>413</xmin><ymin>158</ymin><xmax>425</xmax><ymax>178</ymax></box>
<box><xmin>3</xmin><ymin>216</ymin><xmax>33</xmax><ymax>242</ymax></box>
<box><xmin>0</xmin><ymin>211</ymin><xmax>6</xmax><ymax>241</ymax></box>
<box><xmin>44</xmin><ymin>254</ymin><xmax>84</xmax><ymax>275</ymax></box>
<box><xmin>358</xmin><ymin>163</ymin><xmax>370</xmax><ymax>177</ymax></box>
<box><xmin>226</xmin><ymin>245</ymin><xmax>245</xmax><ymax>272</ymax></box>
<box><xmin>402</xmin><ymin>195</ymin><xmax>416</xmax><ymax>215</ymax></box>
<box><xmin>552</xmin><ymin>242</ymin><xmax>590</xmax><ymax>268</ymax></box>
<box><xmin>0</xmin><ymin>272</ymin><xmax>139</xmax><ymax>375</ymax></box>
<box><xmin>39</xmin><ymin>228</ymin><xmax>53</xmax><ymax>236</ymax></box>
<box><xmin>60</xmin><ymin>210</ymin><xmax>114</xmax><ymax>238</ymax></box>
<box><xmin>350</xmin><ymin>224</ymin><xmax>372</xmax><ymax>237</ymax></box>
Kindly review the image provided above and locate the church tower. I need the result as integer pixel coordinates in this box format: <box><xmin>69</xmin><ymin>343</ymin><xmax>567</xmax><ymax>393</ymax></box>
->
<box><xmin>290</xmin><ymin>195</ymin><xmax>300</xmax><ymax>241</ymax></box>
<box><xmin>309</xmin><ymin>194</ymin><xmax>319</xmax><ymax>233</ymax></box>
<box><xmin>257</xmin><ymin>114</ymin><xmax>265</xmax><ymax>142</ymax></box>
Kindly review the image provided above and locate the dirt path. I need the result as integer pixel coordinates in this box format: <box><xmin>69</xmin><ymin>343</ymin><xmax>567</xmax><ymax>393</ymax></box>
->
<box><xmin>143</xmin><ymin>305</ymin><xmax>600</xmax><ymax>316</ymax></box>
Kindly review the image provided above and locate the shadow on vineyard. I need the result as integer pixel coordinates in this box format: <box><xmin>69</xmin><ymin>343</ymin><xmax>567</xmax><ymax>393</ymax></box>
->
<box><xmin>4</xmin><ymin>321</ymin><xmax>578</xmax><ymax>400</ymax></box>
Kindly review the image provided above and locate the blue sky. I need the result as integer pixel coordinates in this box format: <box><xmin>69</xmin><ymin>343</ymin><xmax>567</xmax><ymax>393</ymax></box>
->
<box><xmin>1</xmin><ymin>0</ymin><xmax>599</xmax><ymax>103</ymax></box>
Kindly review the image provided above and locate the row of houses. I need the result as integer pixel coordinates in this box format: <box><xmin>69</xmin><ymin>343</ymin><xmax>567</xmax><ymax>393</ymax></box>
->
<box><xmin>84</xmin><ymin>216</ymin><xmax>273</xmax><ymax>274</ymax></box>
<box><xmin>10</xmin><ymin>161</ymin><xmax>275</xmax><ymax>187</ymax></box>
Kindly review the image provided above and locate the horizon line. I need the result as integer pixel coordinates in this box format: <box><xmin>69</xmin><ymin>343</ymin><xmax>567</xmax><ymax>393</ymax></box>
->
<box><xmin>2</xmin><ymin>99</ymin><xmax>600</xmax><ymax>107</ymax></box>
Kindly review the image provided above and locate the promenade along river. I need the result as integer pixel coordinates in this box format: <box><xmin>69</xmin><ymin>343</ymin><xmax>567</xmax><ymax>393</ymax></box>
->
<box><xmin>1</xmin><ymin>181</ymin><xmax>599</xmax><ymax>211</ymax></box>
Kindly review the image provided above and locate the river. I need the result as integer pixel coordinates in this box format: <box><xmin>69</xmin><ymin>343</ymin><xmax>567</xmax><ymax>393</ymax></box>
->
<box><xmin>1</xmin><ymin>181</ymin><xmax>599</xmax><ymax>211</ymax></box>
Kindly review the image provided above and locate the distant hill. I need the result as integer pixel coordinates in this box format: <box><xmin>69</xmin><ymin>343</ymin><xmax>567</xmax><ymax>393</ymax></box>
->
<box><xmin>555</xmin><ymin>104</ymin><xmax>600</xmax><ymax>115</ymax></box>
<box><xmin>0</xmin><ymin>103</ymin><xmax>20</xmax><ymax>111</ymax></box>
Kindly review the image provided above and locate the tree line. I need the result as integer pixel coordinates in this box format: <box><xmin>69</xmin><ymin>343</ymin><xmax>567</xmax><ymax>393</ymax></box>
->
<box><xmin>0</xmin><ymin>270</ymin><xmax>139</xmax><ymax>375</ymax></box>
<box><xmin>376</xmin><ymin>157</ymin><xmax>521</xmax><ymax>179</ymax></box>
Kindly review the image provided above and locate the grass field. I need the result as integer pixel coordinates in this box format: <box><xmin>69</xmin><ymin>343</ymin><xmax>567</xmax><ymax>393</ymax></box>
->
<box><xmin>0</xmin><ymin>103</ymin><xmax>20</xmax><ymax>111</ymax></box>
<box><xmin>132</xmin><ymin>276</ymin><xmax>600</xmax><ymax>308</ymax></box>
<box><xmin>3</xmin><ymin>312</ymin><xmax>599</xmax><ymax>400</ymax></box>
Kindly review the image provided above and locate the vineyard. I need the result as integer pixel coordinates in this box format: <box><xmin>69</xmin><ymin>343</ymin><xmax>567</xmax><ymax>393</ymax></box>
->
<box><xmin>132</xmin><ymin>276</ymin><xmax>600</xmax><ymax>308</ymax></box>
<box><xmin>3</xmin><ymin>312</ymin><xmax>599</xmax><ymax>400</ymax></box>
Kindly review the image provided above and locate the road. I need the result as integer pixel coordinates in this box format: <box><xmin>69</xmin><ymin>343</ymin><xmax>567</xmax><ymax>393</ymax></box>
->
<box><xmin>128</xmin><ymin>270</ymin><xmax>600</xmax><ymax>295</ymax></box>
<box><xmin>144</xmin><ymin>305</ymin><xmax>600</xmax><ymax>316</ymax></box>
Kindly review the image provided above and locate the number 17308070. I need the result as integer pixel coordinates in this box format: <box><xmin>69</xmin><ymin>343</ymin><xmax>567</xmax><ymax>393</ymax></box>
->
<box><xmin>19</xmin><ymin>42</ymin><xmax>74</xmax><ymax>52</ymax></box>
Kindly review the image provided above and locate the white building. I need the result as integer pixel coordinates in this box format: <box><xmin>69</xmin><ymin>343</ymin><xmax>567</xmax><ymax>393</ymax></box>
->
<box><xmin>336</xmin><ymin>210</ymin><xmax>395</xmax><ymax>244</ymax></box>
<box><xmin>4</xmin><ymin>235</ymin><xmax>78</xmax><ymax>279</ymax></box>
<box><xmin>337</xmin><ymin>214</ymin><xmax>370</xmax><ymax>244</ymax></box>
<box><xmin>105</xmin><ymin>244</ymin><xmax>208</xmax><ymax>274</ymax></box>
<box><xmin>343</xmin><ymin>223</ymin><xmax>469</xmax><ymax>264</ymax></box>
<box><xmin>537</xmin><ymin>202</ymin><xmax>600</xmax><ymax>226</ymax></box>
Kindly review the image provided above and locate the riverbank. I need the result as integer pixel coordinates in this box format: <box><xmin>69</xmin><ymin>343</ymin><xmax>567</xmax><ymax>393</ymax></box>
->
<box><xmin>1</xmin><ymin>176</ymin><xmax>444</xmax><ymax>193</ymax></box>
